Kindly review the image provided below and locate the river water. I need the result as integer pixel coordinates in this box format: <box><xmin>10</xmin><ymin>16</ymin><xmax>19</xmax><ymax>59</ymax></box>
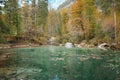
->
<box><xmin>0</xmin><ymin>46</ymin><xmax>120</xmax><ymax>80</ymax></box>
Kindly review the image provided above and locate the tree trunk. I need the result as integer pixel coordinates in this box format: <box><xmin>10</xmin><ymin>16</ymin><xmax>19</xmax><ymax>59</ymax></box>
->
<box><xmin>113</xmin><ymin>0</ymin><xmax>117</xmax><ymax>43</ymax></box>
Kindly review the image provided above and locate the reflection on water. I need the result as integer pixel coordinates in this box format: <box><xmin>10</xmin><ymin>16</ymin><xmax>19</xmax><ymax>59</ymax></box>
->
<box><xmin>0</xmin><ymin>46</ymin><xmax>120</xmax><ymax>80</ymax></box>
<box><xmin>54</xmin><ymin>75</ymin><xmax>59</xmax><ymax>80</ymax></box>
<box><xmin>49</xmin><ymin>45</ymin><xmax>55</xmax><ymax>52</ymax></box>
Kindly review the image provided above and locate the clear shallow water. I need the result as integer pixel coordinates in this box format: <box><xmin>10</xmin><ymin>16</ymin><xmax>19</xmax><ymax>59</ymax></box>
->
<box><xmin>0</xmin><ymin>46</ymin><xmax>120</xmax><ymax>80</ymax></box>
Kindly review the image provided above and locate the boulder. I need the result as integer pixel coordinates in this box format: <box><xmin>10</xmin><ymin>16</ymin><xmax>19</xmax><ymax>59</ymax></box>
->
<box><xmin>59</xmin><ymin>44</ymin><xmax>63</xmax><ymax>46</ymax></box>
<box><xmin>65</xmin><ymin>42</ymin><xmax>73</xmax><ymax>48</ymax></box>
<box><xmin>98</xmin><ymin>43</ymin><xmax>108</xmax><ymax>50</ymax></box>
<box><xmin>110</xmin><ymin>43</ymin><xmax>120</xmax><ymax>50</ymax></box>
<box><xmin>49</xmin><ymin>37</ymin><xmax>55</xmax><ymax>42</ymax></box>
<box><xmin>77</xmin><ymin>44</ymin><xmax>82</xmax><ymax>48</ymax></box>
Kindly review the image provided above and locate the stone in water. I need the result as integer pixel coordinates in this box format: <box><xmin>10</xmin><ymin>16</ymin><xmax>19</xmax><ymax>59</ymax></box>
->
<box><xmin>65</xmin><ymin>42</ymin><xmax>73</xmax><ymax>48</ymax></box>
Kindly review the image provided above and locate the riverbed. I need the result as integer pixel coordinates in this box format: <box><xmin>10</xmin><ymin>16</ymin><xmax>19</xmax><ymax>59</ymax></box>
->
<box><xmin>0</xmin><ymin>46</ymin><xmax>120</xmax><ymax>80</ymax></box>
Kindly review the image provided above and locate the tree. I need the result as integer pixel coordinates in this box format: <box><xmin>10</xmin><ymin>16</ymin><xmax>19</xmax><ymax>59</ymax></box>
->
<box><xmin>0</xmin><ymin>14</ymin><xmax>10</xmax><ymax>34</ymax></box>
<box><xmin>95</xmin><ymin>0</ymin><xmax>120</xmax><ymax>43</ymax></box>
<box><xmin>61</xmin><ymin>8</ymin><xmax>68</xmax><ymax>34</ymax></box>
<box><xmin>47</xmin><ymin>10</ymin><xmax>61</xmax><ymax>36</ymax></box>
<box><xmin>83</xmin><ymin>0</ymin><xmax>97</xmax><ymax>40</ymax></box>
<box><xmin>20</xmin><ymin>1</ymin><xmax>31</xmax><ymax>37</ymax></box>
<box><xmin>4</xmin><ymin>0</ymin><xmax>20</xmax><ymax>36</ymax></box>
<box><xmin>0</xmin><ymin>0</ymin><xmax>10</xmax><ymax>35</ymax></box>
<box><xmin>36</xmin><ymin>0</ymin><xmax>48</xmax><ymax>32</ymax></box>
<box><xmin>69</xmin><ymin>0</ymin><xmax>85</xmax><ymax>41</ymax></box>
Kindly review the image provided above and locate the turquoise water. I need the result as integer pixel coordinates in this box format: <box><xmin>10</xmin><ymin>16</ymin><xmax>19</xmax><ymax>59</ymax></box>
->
<box><xmin>0</xmin><ymin>46</ymin><xmax>120</xmax><ymax>80</ymax></box>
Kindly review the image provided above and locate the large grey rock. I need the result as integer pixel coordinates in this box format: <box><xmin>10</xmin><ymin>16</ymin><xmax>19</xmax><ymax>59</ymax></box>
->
<box><xmin>49</xmin><ymin>37</ymin><xmax>55</xmax><ymax>42</ymax></box>
<box><xmin>65</xmin><ymin>42</ymin><xmax>73</xmax><ymax>48</ymax></box>
<box><xmin>98</xmin><ymin>43</ymin><xmax>108</xmax><ymax>50</ymax></box>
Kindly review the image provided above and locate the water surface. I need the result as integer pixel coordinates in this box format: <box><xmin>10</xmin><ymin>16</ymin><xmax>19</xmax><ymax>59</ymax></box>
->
<box><xmin>0</xmin><ymin>46</ymin><xmax>120</xmax><ymax>80</ymax></box>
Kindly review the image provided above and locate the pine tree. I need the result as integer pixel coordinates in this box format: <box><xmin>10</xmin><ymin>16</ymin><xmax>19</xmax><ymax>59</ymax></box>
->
<box><xmin>36</xmin><ymin>0</ymin><xmax>48</xmax><ymax>32</ymax></box>
<box><xmin>4</xmin><ymin>0</ymin><xmax>20</xmax><ymax>36</ymax></box>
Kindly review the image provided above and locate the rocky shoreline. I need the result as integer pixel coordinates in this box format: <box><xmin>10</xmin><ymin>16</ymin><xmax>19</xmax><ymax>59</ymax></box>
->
<box><xmin>0</xmin><ymin>43</ymin><xmax>40</xmax><ymax>50</ymax></box>
<box><xmin>0</xmin><ymin>42</ymin><xmax>120</xmax><ymax>51</ymax></box>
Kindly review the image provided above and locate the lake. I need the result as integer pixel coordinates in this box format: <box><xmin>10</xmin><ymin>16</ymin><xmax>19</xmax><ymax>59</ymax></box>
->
<box><xmin>0</xmin><ymin>46</ymin><xmax>120</xmax><ymax>80</ymax></box>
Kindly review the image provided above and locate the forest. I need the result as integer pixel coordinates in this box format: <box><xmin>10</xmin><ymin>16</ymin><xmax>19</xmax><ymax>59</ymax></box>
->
<box><xmin>0</xmin><ymin>0</ymin><xmax>120</xmax><ymax>80</ymax></box>
<box><xmin>0</xmin><ymin>0</ymin><xmax>120</xmax><ymax>49</ymax></box>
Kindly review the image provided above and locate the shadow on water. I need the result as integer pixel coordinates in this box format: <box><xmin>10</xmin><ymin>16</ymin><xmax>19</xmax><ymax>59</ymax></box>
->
<box><xmin>0</xmin><ymin>46</ymin><xmax>120</xmax><ymax>80</ymax></box>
